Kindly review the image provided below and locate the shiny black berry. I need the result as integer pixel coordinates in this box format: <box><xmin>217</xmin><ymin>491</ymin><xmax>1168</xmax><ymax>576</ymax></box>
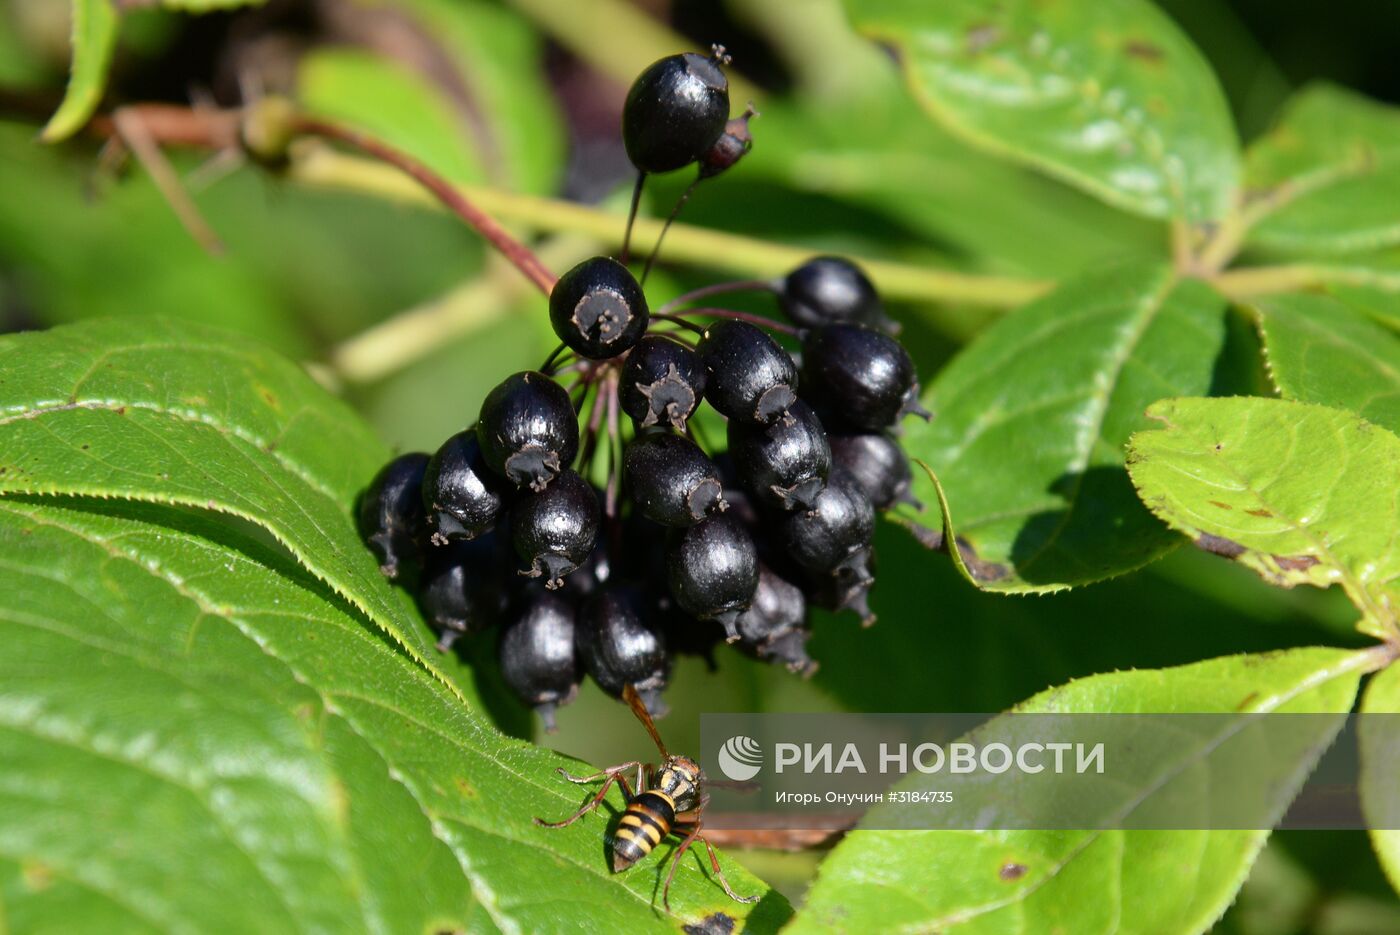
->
<box><xmin>801</xmin><ymin>324</ymin><xmax>926</xmax><ymax>431</ymax></box>
<box><xmin>477</xmin><ymin>371</ymin><xmax>579</xmax><ymax>491</ymax></box>
<box><xmin>624</xmin><ymin>431</ymin><xmax>727</xmax><ymax>526</ymax></box>
<box><xmin>358</xmin><ymin>452</ymin><xmax>430</xmax><ymax>581</ymax></box>
<box><xmin>620</xmin><ymin>335</ymin><xmax>706</xmax><ymax>430</ymax></box>
<box><xmin>699</xmin><ymin>105</ymin><xmax>755</xmax><ymax>179</ymax></box>
<box><xmin>419</xmin><ymin>534</ymin><xmax>509</xmax><ymax>652</ymax></box>
<box><xmin>778</xmin><ymin>469</ymin><xmax>875</xmax><ymax>574</ymax></box>
<box><xmin>499</xmin><ymin>589</ymin><xmax>579</xmax><ymax>732</ymax></box>
<box><xmin>697</xmin><ymin>320</ymin><xmax>799</xmax><ymax>424</ymax></box>
<box><xmin>727</xmin><ymin>399</ymin><xmax>831</xmax><ymax>511</ymax></box>
<box><xmin>510</xmin><ymin>469</ymin><xmax>600</xmax><ymax>589</ymax></box>
<box><xmin>422</xmin><ymin>429</ymin><xmax>510</xmax><ymax>544</ymax></box>
<box><xmin>829</xmin><ymin>433</ymin><xmax>919</xmax><ymax>512</ymax></box>
<box><xmin>779</xmin><ymin>256</ymin><xmax>898</xmax><ymax>333</ymax></box>
<box><xmin>666</xmin><ymin>512</ymin><xmax>759</xmax><ymax>641</ymax></box>
<box><xmin>549</xmin><ymin>256</ymin><xmax>649</xmax><ymax>359</ymax></box>
<box><xmin>623</xmin><ymin>50</ymin><xmax>730</xmax><ymax>174</ymax></box>
<box><xmin>577</xmin><ymin>587</ymin><xmax>670</xmax><ymax>715</ymax></box>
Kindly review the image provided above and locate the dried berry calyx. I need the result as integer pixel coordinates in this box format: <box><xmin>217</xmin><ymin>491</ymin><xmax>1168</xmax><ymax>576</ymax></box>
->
<box><xmin>620</xmin><ymin>334</ymin><xmax>707</xmax><ymax>429</ymax></box>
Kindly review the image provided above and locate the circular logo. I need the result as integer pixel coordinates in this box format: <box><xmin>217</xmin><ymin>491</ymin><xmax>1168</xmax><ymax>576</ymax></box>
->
<box><xmin>717</xmin><ymin>735</ymin><xmax>763</xmax><ymax>781</ymax></box>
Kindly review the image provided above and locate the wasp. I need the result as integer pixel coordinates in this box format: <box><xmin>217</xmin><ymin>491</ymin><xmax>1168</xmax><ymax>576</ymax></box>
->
<box><xmin>534</xmin><ymin>684</ymin><xmax>758</xmax><ymax>911</ymax></box>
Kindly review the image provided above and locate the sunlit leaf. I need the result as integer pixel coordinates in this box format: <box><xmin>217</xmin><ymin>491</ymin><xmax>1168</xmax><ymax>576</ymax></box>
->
<box><xmin>1244</xmin><ymin>84</ymin><xmax>1400</xmax><ymax>255</ymax></box>
<box><xmin>843</xmin><ymin>0</ymin><xmax>1240</xmax><ymax>221</ymax></box>
<box><xmin>1127</xmin><ymin>396</ymin><xmax>1400</xmax><ymax>639</ymax></box>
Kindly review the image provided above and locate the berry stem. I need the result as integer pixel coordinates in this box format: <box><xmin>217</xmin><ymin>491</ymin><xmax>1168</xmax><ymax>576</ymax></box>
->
<box><xmin>656</xmin><ymin>280</ymin><xmax>776</xmax><ymax>315</ymax></box>
<box><xmin>540</xmin><ymin>342</ymin><xmax>573</xmax><ymax>375</ymax></box>
<box><xmin>604</xmin><ymin>373</ymin><xmax>623</xmax><ymax>519</ymax></box>
<box><xmin>620</xmin><ymin>171</ymin><xmax>647</xmax><ymax>266</ymax></box>
<box><xmin>650</xmin><ymin>312</ymin><xmax>708</xmax><ymax>336</ymax></box>
<box><xmin>641</xmin><ymin>176</ymin><xmax>701</xmax><ymax>285</ymax></box>
<box><xmin>685</xmin><ymin>306</ymin><xmax>802</xmax><ymax>336</ymax></box>
<box><xmin>290</xmin><ymin>116</ymin><xmax>558</xmax><ymax>296</ymax></box>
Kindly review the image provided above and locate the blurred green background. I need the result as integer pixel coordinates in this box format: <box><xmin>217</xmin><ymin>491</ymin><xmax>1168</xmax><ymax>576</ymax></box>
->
<box><xmin>1</xmin><ymin>0</ymin><xmax>1397</xmax><ymax>925</ymax></box>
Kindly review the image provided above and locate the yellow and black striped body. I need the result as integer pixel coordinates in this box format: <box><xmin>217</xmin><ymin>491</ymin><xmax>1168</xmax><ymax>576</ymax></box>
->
<box><xmin>612</xmin><ymin>790</ymin><xmax>675</xmax><ymax>871</ymax></box>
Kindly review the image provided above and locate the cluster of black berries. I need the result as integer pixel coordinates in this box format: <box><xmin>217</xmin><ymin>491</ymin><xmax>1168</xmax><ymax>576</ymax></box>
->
<box><xmin>357</xmin><ymin>48</ymin><xmax>926</xmax><ymax>731</ymax></box>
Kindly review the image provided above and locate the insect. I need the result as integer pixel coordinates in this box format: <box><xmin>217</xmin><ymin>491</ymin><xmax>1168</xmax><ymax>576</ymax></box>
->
<box><xmin>533</xmin><ymin>684</ymin><xmax>758</xmax><ymax>911</ymax></box>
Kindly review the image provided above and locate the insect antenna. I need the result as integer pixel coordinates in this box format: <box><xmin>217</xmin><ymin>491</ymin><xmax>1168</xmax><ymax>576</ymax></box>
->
<box><xmin>623</xmin><ymin>683</ymin><xmax>669</xmax><ymax>759</ymax></box>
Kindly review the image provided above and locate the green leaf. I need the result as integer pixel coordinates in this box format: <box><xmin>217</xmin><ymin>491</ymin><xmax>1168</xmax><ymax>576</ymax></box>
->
<box><xmin>1254</xmin><ymin>291</ymin><xmax>1400</xmax><ymax>435</ymax></box>
<box><xmin>1126</xmin><ymin>396</ymin><xmax>1400</xmax><ymax>640</ymax></box>
<box><xmin>895</xmin><ymin>263</ymin><xmax>1235</xmax><ymax>592</ymax></box>
<box><xmin>791</xmin><ymin>647</ymin><xmax>1376</xmax><ymax>935</ymax></box>
<box><xmin>843</xmin><ymin>0</ymin><xmax>1240</xmax><ymax>222</ymax></box>
<box><xmin>0</xmin><ymin>495</ymin><xmax>783</xmax><ymax>930</ymax></box>
<box><xmin>1360</xmin><ymin>662</ymin><xmax>1400</xmax><ymax>898</ymax></box>
<box><xmin>41</xmin><ymin>0</ymin><xmax>120</xmax><ymax>143</ymax></box>
<box><xmin>1244</xmin><ymin>84</ymin><xmax>1400</xmax><ymax>255</ymax></box>
<box><xmin>0</xmin><ymin>318</ymin><xmax>458</xmax><ymax>684</ymax></box>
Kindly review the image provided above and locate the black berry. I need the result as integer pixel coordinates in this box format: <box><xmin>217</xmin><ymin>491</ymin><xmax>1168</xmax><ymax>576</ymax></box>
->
<box><xmin>624</xmin><ymin>431</ymin><xmax>727</xmax><ymax>526</ymax></box>
<box><xmin>619</xmin><ymin>335</ymin><xmax>707</xmax><ymax>430</ymax></box>
<box><xmin>778</xmin><ymin>469</ymin><xmax>875</xmax><ymax>574</ymax></box>
<box><xmin>477</xmin><ymin>371</ymin><xmax>579</xmax><ymax>491</ymax></box>
<box><xmin>549</xmin><ymin>256</ymin><xmax>649</xmax><ymax>359</ymax></box>
<box><xmin>422</xmin><ymin>429</ymin><xmax>510</xmax><ymax>544</ymax></box>
<box><xmin>697</xmin><ymin>319</ymin><xmax>799</xmax><ymax>424</ymax></box>
<box><xmin>499</xmin><ymin>589</ymin><xmax>579</xmax><ymax>732</ymax></box>
<box><xmin>778</xmin><ymin>256</ymin><xmax>898</xmax><ymax>333</ymax></box>
<box><xmin>829</xmin><ymin>433</ymin><xmax>920</xmax><ymax>512</ymax></box>
<box><xmin>358</xmin><ymin>452</ymin><xmax>430</xmax><ymax>581</ymax></box>
<box><xmin>577</xmin><ymin>587</ymin><xmax>670</xmax><ymax>715</ymax></box>
<box><xmin>666</xmin><ymin>512</ymin><xmax>759</xmax><ymax>641</ymax></box>
<box><xmin>727</xmin><ymin>399</ymin><xmax>831</xmax><ymax>511</ymax></box>
<box><xmin>510</xmin><ymin>469</ymin><xmax>600</xmax><ymax>589</ymax></box>
<box><xmin>801</xmin><ymin>324</ymin><xmax>925</xmax><ymax>430</ymax></box>
<box><xmin>419</xmin><ymin>534</ymin><xmax>509</xmax><ymax>651</ymax></box>
<box><xmin>623</xmin><ymin>50</ymin><xmax>730</xmax><ymax>174</ymax></box>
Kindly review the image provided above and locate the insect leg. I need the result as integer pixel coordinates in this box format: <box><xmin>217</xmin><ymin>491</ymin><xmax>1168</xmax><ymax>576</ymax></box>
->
<box><xmin>534</xmin><ymin>762</ymin><xmax>642</xmax><ymax>828</ymax></box>
<box><xmin>697</xmin><ymin>833</ymin><xmax>759</xmax><ymax>904</ymax></box>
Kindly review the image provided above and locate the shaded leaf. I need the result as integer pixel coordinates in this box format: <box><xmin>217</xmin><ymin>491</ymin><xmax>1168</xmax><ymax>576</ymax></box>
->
<box><xmin>41</xmin><ymin>0</ymin><xmax>119</xmax><ymax>143</ymax></box>
<box><xmin>1127</xmin><ymin>396</ymin><xmax>1400</xmax><ymax>639</ymax></box>
<box><xmin>0</xmin><ymin>124</ymin><xmax>478</xmax><ymax>357</ymax></box>
<box><xmin>0</xmin><ymin>495</ymin><xmax>782</xmax><ymax>930</ymax></box>
<box><xmin>792</xmin><ymin>647</ymin><xmax>1375</xmax><ymax>934</ymax></box>
<box><xmin>0</xmin><ymin>318</ymin><xmax>454</xmax><ymax>682</ymax></box>
<box><xmin>1245</xmin><ymin>84</ymin><xmax>1400</xmax><ymax>255</ymax></box>
<box><xmin>1360</xmin><ymin>662</ymin><xmax>1400</xmax><ymax>898</ymax></box>
<box><xmin>896</xmin><ymin>263</ymin><xmax>1233</xmax><ymax>592</ymax></box>
<box><xmin>1254</xmin><ymin>291</ymin><xmax>1400</xmax><ymax>434</ymax></box>
<box><xmin>843</xmin><ymin>0</ymin><xmax>1240</xmax><ymax>222</ymax></box>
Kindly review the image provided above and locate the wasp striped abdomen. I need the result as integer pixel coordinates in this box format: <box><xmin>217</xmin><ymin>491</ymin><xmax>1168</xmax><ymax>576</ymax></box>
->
<box><xmin>612</xmin><ymin>790</ymin><xmax>675</xmax><ymax>872</ymax></box>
